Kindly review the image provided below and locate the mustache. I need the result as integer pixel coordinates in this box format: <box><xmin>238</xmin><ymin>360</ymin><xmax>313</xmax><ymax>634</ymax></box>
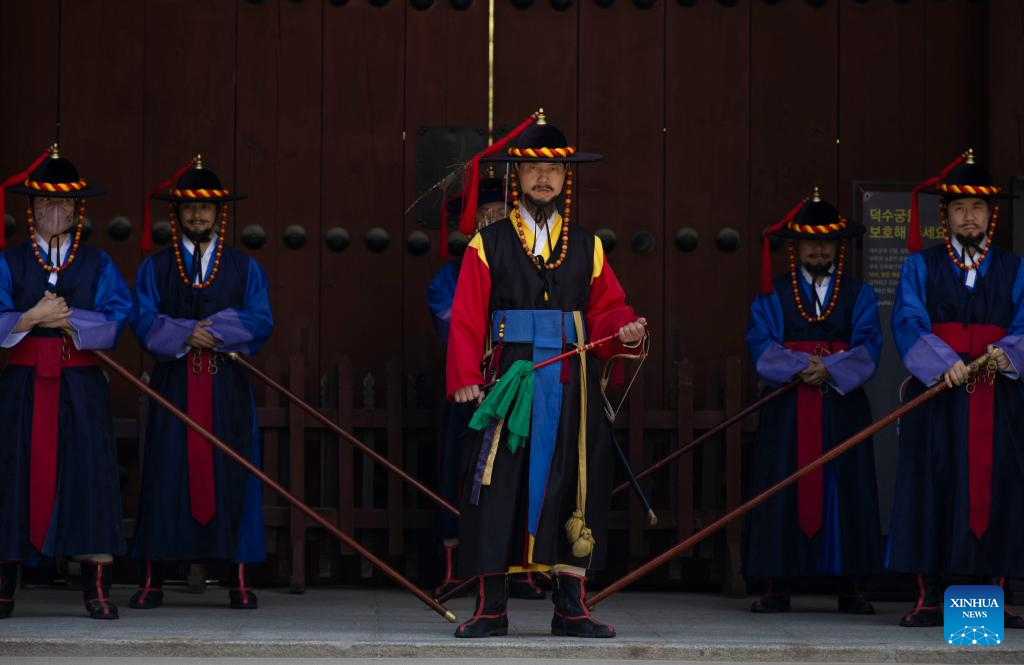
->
<box><xmin>802</xmin><ymin>261</ymin><xmax>834</xmax><ymax>277</ymax></box>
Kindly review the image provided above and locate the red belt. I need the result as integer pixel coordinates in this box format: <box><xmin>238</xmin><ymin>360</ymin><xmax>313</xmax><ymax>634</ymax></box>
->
<box><xmin>932</xmin><ymin>322</ymin><xmax>1006</xmax><ymax>539</ymax></box>
<box><xmin>7</xmin><ymin>336</ymin><xmax>95</xmax><ymax>551</ymax></box>
<box><xmin>186</xmin><ymin>348</ymin><xmax>218</xmax><ymax>526</ymax></box>
<box><xmin>783</xmin><ymin>340</ymin><xmax>849</xmax><ymax>538</ymax></box>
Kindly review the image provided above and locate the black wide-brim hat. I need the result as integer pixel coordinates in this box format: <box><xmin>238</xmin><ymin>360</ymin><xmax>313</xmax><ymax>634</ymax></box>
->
<box><xmin>151</xmin><ymin>162</ymin><xmax>246</xmax><ymax>203</ymax></box>
<box><xmin>6</xmin><ymin>149</ymin><xmax>105</xmax><ymax>198</ymax></box>
<box><xmin>447</xmin><ymin>177</ymin><xmax>507</xmax><ymax>215</ymax></box>
<box><xmin>483</xmin><ymin>122</ymin><xmax>603</xmax><ymax>163</ymax></box>
<box><xmin>769</xmin><ymin>197</ymin><xmax>865</xmax><ymax>240</ymax></box>
<box><xmin>918</xmin><ymin>161</ymin><xmax>1016</xmax><ymax>201</ymax></box>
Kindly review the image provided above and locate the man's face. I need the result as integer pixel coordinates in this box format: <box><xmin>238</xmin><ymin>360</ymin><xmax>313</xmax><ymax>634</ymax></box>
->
<box><xmin>516</xmin><ymin>162</ymin><xmax>566</xmax><ymax>207</ymax></box>
<box><xmin>946</xmin><ymin>197</ymin><xmax>990</xmax><ymax>247</ymax></box>
<box><xmin>796</xmin><ymin>238</ymin><xmax>838</xmax><ymax>276</ymax></box>
<box><xmin>32</xmin><ymin>197</ymin><xmax>75</xmax><ymax>238</ymax></box>
<box><xmin>475</xmin><ymin>201</ymin><xmax>508</xmax><ymax>229</ymax></box>
<box><xmin>178</xmin><ymin>201</ymin><xmax>219</xmax><ymax>242</ymax></box>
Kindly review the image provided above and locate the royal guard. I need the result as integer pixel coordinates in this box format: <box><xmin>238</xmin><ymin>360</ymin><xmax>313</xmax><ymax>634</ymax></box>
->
<box><xmin>129</xmin><ymin>155</ymin><xmax>273</xmax><ymax>610</ymax></box>
<box><xmin>889</xmin><ymin>150</ymin><xmax>1024</xmax><ymax>628</ymax></box>
<box><xmin>744</xmin><ymin>187</ymin><xmax>883</xmax><ymax>614</ymax></box>
<box><xmin>427</xmin><ymin>175</ymin><xmax>545</xmax><ymax>602</ymax></box>
<box><xmin>446</xmin><ymin>111</ymin><xmax>647</xmax><ymax>638</ymax></box>
<box><xmin>0</xmin><ymin>145</ymin><xmax>133</xmax><ymax>619</ymax></box>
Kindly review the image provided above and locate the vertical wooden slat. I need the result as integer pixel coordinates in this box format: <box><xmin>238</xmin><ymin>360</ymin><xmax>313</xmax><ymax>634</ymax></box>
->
<box><xmin>337</xmin><ymin>356</ymin><xmax>354</xmax><ymax>555</ymax></box>
<box><xmin>288</xmin><ymin>355</ymin><xmax>306</xmax><ymax>593</ymax></box>
<box><xmin>386</xmin><ymin>358</ymin><xmax>404</xmax><ymax>557</ymax></box>
<box><xmin>723</xmin><ymin>356</ymin><xmax>743</xmax><ymax>596</ymax></box>
<box><xmin>676</xmin><ymin>359</ymin><xmax>694</xmax><ymax>545</ymax></box>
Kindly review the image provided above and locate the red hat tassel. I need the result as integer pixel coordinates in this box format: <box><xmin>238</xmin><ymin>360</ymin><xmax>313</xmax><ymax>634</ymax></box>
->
<box><xmin>0</xmin><ymin>149</ymin><xmax>51</xmax><ymax>250</ymax></box>
<box><xmin>142</xmin><ymin>161</ymin><xmax>193</xmax><ymax>253</ymax></box>
<box><xmin>457</xmin><ymin>111</ymin><xmax>539</xmax><ymax>237</ymax></box>
<box><xmin>760</xmin><ymin>200</ymin><xmax>807</xmax><ymax>295</ymax></box>
<box><xmin>908</xmin><ymin>152</ymin><xmax>966</xmax><ymax>253</ymax></box>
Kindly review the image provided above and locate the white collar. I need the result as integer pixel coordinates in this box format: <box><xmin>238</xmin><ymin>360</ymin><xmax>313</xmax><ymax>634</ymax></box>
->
<box><xmin>35</xmin><ymin>232</ymin><xmax>73</xmax><ymax>266</ymax></box>
<box><xmin>799</xmin><ymin>263</ymin><xmax>835</xmax><ymax>288</ymax></box>
<box><xmin>950</xmin><ymin>235</ymin><xmax>988</xmax><ymax>268</ymax></box>
<box><xmin>181</xmin><ymin>234</ymin><xmax>218</xmax><ymax>259</ymax></box>
<box><xmin>517</xmin><ymin>204</ymin><xmax>556</xmax><ymax>231</ymax></box>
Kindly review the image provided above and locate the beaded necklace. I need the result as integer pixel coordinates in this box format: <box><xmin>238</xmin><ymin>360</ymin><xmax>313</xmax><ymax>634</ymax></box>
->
<box><xmin>942</xmin><ymin>203</ymin><xmax>998</xmax><ymax>272</ymax></box>
<box><xmin>509</xmin><ymin>167</ymin><xmax>571</xmax><ymax>271</ymax></box>
<box><xmin>788</xmin><ymin>241</ymin><xmax>845</xmax><ymax>324</ymax></box>
<box><xmin>27</xmin><ymin>201</ymin><xmax>85</xmax><ymax>273</ymax></box>
<box><xmin>170</xmin><ymin>203</ymin><xmax>228</xmax><ymax>289</ymax></box>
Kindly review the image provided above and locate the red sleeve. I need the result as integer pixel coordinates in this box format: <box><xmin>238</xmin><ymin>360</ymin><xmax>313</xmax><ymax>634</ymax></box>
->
<box><xmin>445</xmin><ymin>245</ymin><xmax>492</xmax><ymax>398</ymax></box>
<box><xmin>586</xmin><ymin>258</ymin><xmax>641</xmax><ymax>360</ymax></box>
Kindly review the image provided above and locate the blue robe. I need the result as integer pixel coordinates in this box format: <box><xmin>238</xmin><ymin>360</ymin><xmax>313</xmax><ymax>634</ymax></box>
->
<box><xmin>427</xmin><ymin>259</ymin><xmax>474</xmax><ymax>540</ymax></box>
<box><xmin>130</xmin><ymin>238</ymin><xmax>273</xmax><ymax>562</ymax></box>
<box><xmin>0</xmin><ymin>240</ymin><xmax>131</xmax><ymax>561</ymax></box>
<box><xmin>743</xmin><ymin>270</ymin><xmax>883</xmax><ymax>578</ymax></box>
<box><xmin>888</xmin><ymin>244</ymin><xmax>1024</xmax><ymax>577</ymax></box>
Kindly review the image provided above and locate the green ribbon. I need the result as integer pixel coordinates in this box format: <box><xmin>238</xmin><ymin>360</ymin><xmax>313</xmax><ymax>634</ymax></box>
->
<box><xmin>469</xmin><ymin>359</ymin><xmax>534</xmax><ymax>454</ymax></box>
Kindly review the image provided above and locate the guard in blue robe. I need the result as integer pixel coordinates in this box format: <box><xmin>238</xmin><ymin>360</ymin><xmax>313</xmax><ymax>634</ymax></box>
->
<box><xmin>129</xmin><ymin>157</ymin><xmax>272</xmax><ymax>610</ymax></box>
<box><xmin>888</xmin><ymin>150</ymin><xmax>1024</xmax><ymax>628</ymax></box>
<box><xmin>0</xmin><ymin>146</ymin><xmax>132</xmax><ymax>620</ymax></box>
<box><xmin>427</xmin><ymin>177</ymin><xmax>546</xmax><ymax>602</ymax></box>
<box><xmin>744</xmin><ymin>189</ymin><xmax>882</xmax><ymax>614</ymax></box>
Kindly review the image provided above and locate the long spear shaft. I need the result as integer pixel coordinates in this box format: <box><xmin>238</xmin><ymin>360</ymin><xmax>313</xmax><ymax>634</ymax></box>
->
<box><xmin>227</xmin><ymin>353</ymin><xmax>458</xmax><ymax>517</ymax></box>
<box><xmin>92</xmin><ymin>349</ymin><xmax>458</xmax><ymax>624</ymax></box>
<box><xmin>588</xmin><ymin>355</ymin><xmax>991</xmax><ymax>609</ymax></box>
<box><xmin>612</xmin><ymin>379</ymin><xmax>799</xmax><ymax>497</ymax></box>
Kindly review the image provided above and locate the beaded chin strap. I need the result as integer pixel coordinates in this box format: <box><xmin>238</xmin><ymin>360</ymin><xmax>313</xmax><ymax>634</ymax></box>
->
<box><xmin>509</xmin><ymin>166</ymin><xmax>572</xmax><ymax>271</ymax></box>
<box><xmin>26</xmin><ymin>199</ymin><xmax>86</xmax><ymax>274</ymax></box>
<box><xmin>940</xmin><ymin>201</ymin><xmax>998</xmax><ymax>272</ymax></box>
<box><xmin>169</xmin><ymin>202</ymin><xmax>228</xmax><ymax>289</ymax></box>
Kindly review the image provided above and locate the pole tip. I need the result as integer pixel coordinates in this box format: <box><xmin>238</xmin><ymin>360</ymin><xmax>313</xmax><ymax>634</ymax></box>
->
<box><xmin>647</xmin><ymin>509</ymin><xmax>658</xmax><ymax>526</ymax></box>
<box><xmin>444</xmin><ymin>610</ymin><xmax>458</xmax><ymax>624</ymax></box>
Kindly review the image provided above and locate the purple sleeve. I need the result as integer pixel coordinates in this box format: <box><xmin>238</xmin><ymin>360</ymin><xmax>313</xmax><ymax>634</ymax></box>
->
<box><xmin>144</xmin><ymin>315</ymin><xmax>197</xmax><ymax>361</ymax></box>
<box><xmin>994</xmin><ymin>335</ymin><xmax>1024</xmax><ymax>380</ymax></box>
<box><xmin>756</xmin><ymin>342</ymin><xmax>810</xmax><ymax>385</ymax></box>
<box><xmin>68</xmin><ymin>310</ymin><xmax>120</xmax><ymax>351</ymax></box>
<box><xmin>904</xmin><ymin>334</ymin><xmax>961</xmax><ymax>386</ymax></box>
<box><xmin>203</xmin><ymin>258</ymin><xmax>273</xmax><ymax>356</ymax></box>
<box><xmin>0</xmin><ymin>312</ymin><xmax>23</xmax><ymax>346</ymax></box>
<box><xmin>822</xmin><ymin>347</ymin><xmax>876</xmax><ymax>395</ymax></box>
<box><xmin>205</xmin><ymin>308</ymin><xmax>258</xmax><ymax>352</ymax></box>
<box><xmin>992</xmin><ymin>261</ymin><xmax>1024</xmax><ymax>379</ymax></box>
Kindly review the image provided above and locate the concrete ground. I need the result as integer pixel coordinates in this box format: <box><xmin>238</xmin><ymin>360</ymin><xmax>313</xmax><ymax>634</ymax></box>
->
<box><xmin>0</xmin><ymin>586</ymin><xmax>1020</xmax><ymax>662</ymax></box>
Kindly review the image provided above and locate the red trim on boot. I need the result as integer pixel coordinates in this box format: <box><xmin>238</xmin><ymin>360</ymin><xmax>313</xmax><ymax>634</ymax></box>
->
<box><xmin>434</xmin><ymin>543</ymin><xmax>464</xmax><ymax>596</ymax></box>
<box><xmin>455</xmin><ymin>575</ymin><xmax>508</xmax><ymax>635</ymax></box>
<box><xmin>135</xmin><ymin>560</ymin><xmax>161</xmax><ymax>604</ymax></box>
<box><xmin>94</xmin><ymin>562</ymin><xmax>111</xmax><ymax>617</ymax></box>
<box><xmin>232</xmin><ymin>563</ymin><xmax>252</xmax><ymax>606</ymax></box>
<box><xmin>558</xmin><ymin>572</ymin><xmax>614</xmax><ymax>631</ymax></box>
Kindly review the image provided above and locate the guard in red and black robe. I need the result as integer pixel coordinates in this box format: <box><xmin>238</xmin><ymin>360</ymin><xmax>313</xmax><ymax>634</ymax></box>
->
<box><xmin>744</xmin><ymin>189</ymin><xmax>882</xmax><ymax>615</ymax></box>
<box><xmin>128</xmin><ymin>157</ymin><xmax>273</xmax><ymax>611</ymax></box>
<box><xmin>889</xmin><ymin>150</ymin><xmax>1024</xmax><ymax>628</ymax></box>
<box><xmin>446</xmin><ymin>114</ymin><xmax>646</xmax><ymax>639</ymax></box>
<box><xmin>0</xmin><ymin>146</ymin><xmax>132</xmax><ymax>620</ymax></box>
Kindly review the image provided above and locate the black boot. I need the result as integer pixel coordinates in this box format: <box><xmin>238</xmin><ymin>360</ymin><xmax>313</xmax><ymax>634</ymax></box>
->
<box><xmin>432</xmin><ymin>543</ymin><xmax>466</xmax><ymax>600</ymax></box>
<box><xmin>509</xmin><ymin>572</ymin><xmax>546</xmax><ymax>600</ymax></box>
<box><xmin>900</xmin><ymin>573</ymin><xmax>942</xmax><ymax>627</ymax></box>
<box><xmin>837</xmin><ymin>577</ymin><xmax>875</xmax><ymax>615</ymax></box>
<box><xmin>229</xmin><ymin>563</ymin><xmax>258</xmax><ymax>609</ymax></box>
<box><xmin>997</xmin><ymin>577</ymin><xmax>1024</xmax><ymax>629</ymax></box>
<box><xmin>81</xmin><ymin>561</ymin><xmax>118</xmax><ymax>620</ymax></box>
<box><xmin>751</xmin><ymin>577</ymin><xmax>791</xmax><ymax>614</ymax></box>
<box><xmin>0</xmin><ymin>561</ymin><xmax>16</xmax><ymax>619</ymax></box>
<box><xmin>455</xmin><ymin>574</ymin><xmax>509</xmax><ymax>638</ymax></box>
<box><xmin>551</xmin><ymin>572</ymin><xmax>615</xmax><ymax>638</ymax></box>
<box><xmin>129</xmin><ymin>560</ymin><xmax>164</xmax><ymax>609</ymax></box>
